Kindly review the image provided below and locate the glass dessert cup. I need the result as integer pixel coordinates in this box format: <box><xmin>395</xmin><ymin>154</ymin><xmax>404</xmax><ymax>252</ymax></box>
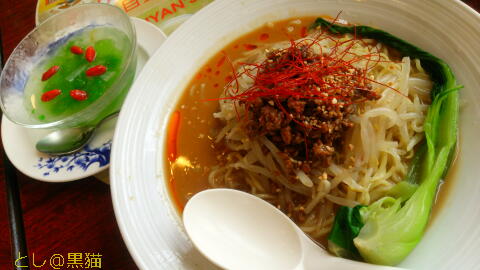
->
<box><xmin>0</xmin><ymin>3</ymin><xmax>137</xmax><ymax>130</ymax></box>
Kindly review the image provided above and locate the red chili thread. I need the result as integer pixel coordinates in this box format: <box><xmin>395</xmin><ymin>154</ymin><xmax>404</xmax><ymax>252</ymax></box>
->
<box><xmin>70</xmin><ymin>89</ymin><xmax>88</xmax><ymax>101</ymax></box>
<box><xmin>85</xmin><ymin>46</ymin><xmax>96</xmax><ymax>62</ymax></box>
<box><xmin>70</xmin><ymin>46</ymin><xmax>83</xmax><ymax>55</ymax></box>
<box><xmin>216</xmin><ymin>33</ymin><xmax>404</xmax><ymax>117</ymax></box>
<box><xmin>203</xmin><ymin>18</ymin><xmax>407</xmax><ymax>135</ymax></box>
<box><xmin>41</xmin><ymin>65</ymin><xmax>60</xmax><ymax>81</ymax></box>
<box><xmin>216</xmin><ymin>55</ymin><xmax>226</xmax><ymax>67</ymax></box>
<box><xmin>259</xmin><ymin>33</ymin><xmax>269</xmax><ymax>41</ymax></box>
<box><xmin>41</xmin><ymin>89</ymin><xmax>61</xmax><ymax>102</ymax></box>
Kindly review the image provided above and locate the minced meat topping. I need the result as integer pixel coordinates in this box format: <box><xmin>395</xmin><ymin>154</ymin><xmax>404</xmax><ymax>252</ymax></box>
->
<box><xmin>236</xmin><ymin>45</ymin><xmax>379</xmax><ymax>172</ymax></box>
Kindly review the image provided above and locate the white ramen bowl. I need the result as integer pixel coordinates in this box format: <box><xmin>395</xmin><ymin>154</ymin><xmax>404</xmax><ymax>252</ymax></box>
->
<box><xmin>110</xmin><ymin>0</ymin><xmax>480</xmax><ymax>269</ymax></box>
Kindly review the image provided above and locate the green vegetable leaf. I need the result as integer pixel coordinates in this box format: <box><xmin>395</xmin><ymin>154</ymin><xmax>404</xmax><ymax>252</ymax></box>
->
<box><xmin>354</xmin><ymin>146</ymin><xmax>451</xmax><ymax>265</ymax></box>
<box><xmin>313</xmin><ymin>18</ymin><xmax>460</xmax><ymax>265</ymax></box>
<box><xmin>327</xmin><ymin>205</ymin><xmax>365</xmax><ymax>260</ymax></box>
<box><xmin>386</xmin><ymin>181</ymin><xmax>418</xmax><ymax>202</ymax></box>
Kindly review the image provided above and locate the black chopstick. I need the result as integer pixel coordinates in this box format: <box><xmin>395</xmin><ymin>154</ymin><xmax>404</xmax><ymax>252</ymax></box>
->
<box><xmin>1</xmin><ymin>32</ymin><xmax>30</xmax><ymax>270</ymax></box>
<box><xmin>4</xmin><ymin>155</ymin><xmax>29</xmax><ymax>269</ymax></box>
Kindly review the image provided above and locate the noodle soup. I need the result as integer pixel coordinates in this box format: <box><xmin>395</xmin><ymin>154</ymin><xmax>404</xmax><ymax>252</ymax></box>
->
<box><xmin>165</xmin><ymin>16</ymin><xmax>447</xmax><ymax>263</ymax></box>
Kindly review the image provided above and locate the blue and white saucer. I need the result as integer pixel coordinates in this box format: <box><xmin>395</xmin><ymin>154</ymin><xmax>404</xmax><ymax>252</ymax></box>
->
<box><xmin>1</xmin><ymin>18</ymin><xmax>166</xmax><ymax>182</ymax></box>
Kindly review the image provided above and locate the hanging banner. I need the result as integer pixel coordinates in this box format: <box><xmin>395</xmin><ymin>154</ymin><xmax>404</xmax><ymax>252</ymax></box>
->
<box><xmin>36</xmin><ymin>0</ymin><xmax>213</xmax><ymax>34</ymax></box>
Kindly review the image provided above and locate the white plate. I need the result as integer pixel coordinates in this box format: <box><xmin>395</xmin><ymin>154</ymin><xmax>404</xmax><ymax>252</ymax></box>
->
<box><xmin>110</xmin><ymin>1</ymin><xmax>480</xmax><ymax>269</ymax></box>
<box><xmin>2</xmin><ymin>18</ymin><xmax>166</xmax><ymax>182</ymax></box>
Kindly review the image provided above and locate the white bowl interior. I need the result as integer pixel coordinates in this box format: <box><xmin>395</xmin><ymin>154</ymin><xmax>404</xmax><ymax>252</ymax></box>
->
<box><xmin>110</xmin><ymin>0</ymin><xmax>480</xmax><ymax>269</ymax></box>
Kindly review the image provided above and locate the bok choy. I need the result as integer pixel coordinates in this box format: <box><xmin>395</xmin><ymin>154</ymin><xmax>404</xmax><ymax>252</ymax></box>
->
<box><xmin>310</xmin><ymin>18</ymin><xmax>460</xmax><ymax>266</ymax></box>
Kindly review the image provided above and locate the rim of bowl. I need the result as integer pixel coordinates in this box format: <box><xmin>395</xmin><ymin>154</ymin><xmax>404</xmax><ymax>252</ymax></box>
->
<box><xmin>0</xmin><ymin>3</ymin><xmax>137</xmax><ymax>129</ymax></box>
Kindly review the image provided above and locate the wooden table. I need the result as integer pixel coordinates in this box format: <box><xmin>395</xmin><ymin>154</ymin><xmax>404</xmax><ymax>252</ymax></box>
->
<box><xmin>0</xmin><ymin>0</ymin><xmax>479</xmax><ymax>269</ymax></box>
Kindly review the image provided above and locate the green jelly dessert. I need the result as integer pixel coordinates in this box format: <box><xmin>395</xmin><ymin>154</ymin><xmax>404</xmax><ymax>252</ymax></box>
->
<box><xmin>24</xmin><ymin>26</ymin><xmax>135</xmax><ymax>125</ymax></box>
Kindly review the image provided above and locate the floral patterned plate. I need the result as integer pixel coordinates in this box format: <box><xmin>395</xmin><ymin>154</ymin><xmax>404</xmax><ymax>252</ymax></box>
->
<box><xmin>1</xmin><ymin>18</ymin><xmax>166</xmax><ymax>182</ymax></box>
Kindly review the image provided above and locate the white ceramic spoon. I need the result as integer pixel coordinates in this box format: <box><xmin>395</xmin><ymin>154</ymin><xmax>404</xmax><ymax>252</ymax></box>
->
<box><xmin>183</xmin><ymin>188</ymin><xmax>405</xmax><ymax>270</ymax></box>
